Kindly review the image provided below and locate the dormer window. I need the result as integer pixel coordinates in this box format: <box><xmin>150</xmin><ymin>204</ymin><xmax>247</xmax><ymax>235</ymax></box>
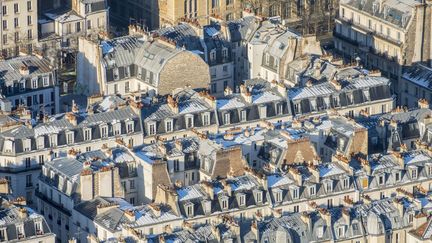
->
<box><xmin>37</xmin><ymin>136</ymin><xmax>44</xmax><ymax>149</ymax></box>
<box><xmin>378</xmin><ymin>174</ymin><xmax>385</xmax><ymax>185</ymax></box>
<box><xmin>31</xmin><ymin>78</ymin><xmax>38</xmax><ymax>89</ymax></box>
<box><xmin>0</xmin><ymin>227</ymin><xmax>6</xmax><ymax>240</ymax></box>
<box><xmin>240</xmin><ymin>110</ymin><xmax>247</xmax><ymax>122</ymax></box>
<box><xmin>221</xmin><ymin>196</ymin><xmax>229</xmax><ymax>210</ymax></box>
<box><xmin>276</xmin><ymin>103</ymin><xmax>283</xmax><ymax>115</ymax></box>
<box><xmin>148</xmin><ymin>122</ymin><xmax>156</xmax><ymax>135</ymax></box>
<box><xmin>309</xmin><ymin>185</ymin><xmax>316</xmax><ymax>196</ymax></box>
<box><xmin>185</xmin><ymin>115</ymin><xmax>194</xmax><ymax>129</ymax></box>
<box><xmin>35</xmin><ymin>220</ymin><xmax>43</xmax><ymax>235</ymax></box>
<box><xmin>23</xmin><ymin>138</ymin><xmax>31</xmax><ymax>152</ymax></box>
<box><xmin>254</xmin><ymin>190</ymin><xmax>263</xmax><ymax>203</ymax></box>
<box><xmin>202</xmin><ymin>112</ymin><xmax>210</xmax><ymax>126</ymax></box>
<box><xmin>342</xmin><ymin>177</ymin><xmax>349</xmax><ymax>189</ymax></box>
<box><xmin>223</xmin><ymin>112</ymin><xmax>230</xmax><ymax>125</ymax></box>
<box><xmin>126</xmin><ymin>120</ymin><xmax>134</xmax><ymax>133</ymax></box>
<box><xmin>428</xmin><ymin>165</ymin><xmax>432</xmax><ymax>176</ymax></box>
<box><xmin>16</xmin><ymin>224</ymin><xmax>24</xmax><ymax>239</ymax></box>
<box><xmin>203</xmin><ymin>200</ymin><xmax>211</xmax><ymax>214</ymax></box>
<box><xmin>395</xmin><ymin>171</ymin><xmax>401</xmax><ymax>182</ymax></box>
<box><xmin>49</xmin><ymin>134</ymin><xmax>57</xmax><ymax>147</ymax></box>
<box><xmin>185</xmin><ymin>202</ymin><xmax>194</xmax><ymax>218</ymax></box>
<box><xmin>3</xmin><ymin>139</ymin><xmax>13</xmax><ymax>153</ymax></box>
<box><xmin>222</xmin><ymin>48</ymin><xmax>228</xmax><ymax>59</ymax></box>
<box><xmin>113</xmin><ymin>68</ymin><xmax>119</xmax><ymax>80</ymax></box>
<box><xmin>43</xmin><ymin>76</ymin><xmax>49</xmax><ymax>87</ymax></box>
<box><xmin>411</xmin><ymin>168</ymin><xmax>417</xmax><ymax>179</ymax></box>
<box><xmin>292</xmin><ymin>187</ymin><xmax>299</xmax><ymax>199</ymax></box>
<box><xmin>210</xmin><ymin>50</ymin><xmax>216</xmax><ymax>62</ymax></box>
<box><xmin>165</xmin><ymin>119</ymin><xmax>173</xmax><ymax>133</ymax></box>
<box><xmin>100</xmin><ymin>124</ymin><xmax>108</xmax><ymax>138</ymax></box>
<box><xmin>338</xmin><ymin>225</ymin><xmax>345</xmax><ymax>237</ymax></box>
<box><xmin>326</xmin><ymin>180</ymin><xmax>333</xmax><ymax>192</ymax></box>
<box><xmin>274</xmin><ymin>188</ymin><xmax>282</xmax><ymax>203</ymax></box>
<box><xmin>66</xmin><ymin>131</ymin><xmax>74</xmax><ymax>144</ymax></box>
<box><xmin>19</xmin><ymin>80</ymin><xmax>25</xmax><ymax>91</ymax></box>
<box><xmin>113</xmin><ymin>122</ymin><xmax>121</xmax><ymax>136</ymax></box>
<box><xmin>259</xmin><ymin>105</ymin><xmax>267</xmax><ymax>119</ymax></box>
<box><xmin>83</xmin><ymin>128</ymin><xmax>92</xmax><ymax>141</ymax></box>
<box><xmin>237</xmin><ymin>193</ymin><xmax>246</xmax><ymax>207</ymax></box>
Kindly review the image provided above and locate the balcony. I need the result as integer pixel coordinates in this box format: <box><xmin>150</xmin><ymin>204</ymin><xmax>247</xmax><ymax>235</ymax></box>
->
<box><xmin>35</xmin><ymin>189</ymin><xmax>71</xmax><ymax>216</ymax></box>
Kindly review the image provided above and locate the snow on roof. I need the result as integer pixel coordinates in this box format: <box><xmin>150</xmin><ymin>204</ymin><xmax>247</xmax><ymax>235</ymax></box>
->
<box><xmin>319</xmin><ymin>163</ymin><xmax>345</xmax><ymax>177</ymax></box>
<box><xmin>177</xmin><ymin>185</ymin><xmax>205</xmax><ymax>201</ymax></box>
<box><xmin>267</xmin><ymin>174</ymin><xmax>293</xmax><ymax>188</ymax></box>
<box><xmin>216</xmin><ymin>97</ymin><xmax>246</xmax><ymax>110</ymax></box>
<box><xmin>252</xmin><ymin>91</ymin><xmax>282</xmax><ymax>104</ymax></box>
<box><xmin>404</xmin><ymin>152</ymin><xmax>431</xmax><ymax>165</ymax></box>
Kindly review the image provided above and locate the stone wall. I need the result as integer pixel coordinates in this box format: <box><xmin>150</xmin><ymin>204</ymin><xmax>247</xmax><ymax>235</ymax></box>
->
<box><xmin>159</xmin><ymin>51</ymin><xmax>210</xmax><ymax>95</ymax></box>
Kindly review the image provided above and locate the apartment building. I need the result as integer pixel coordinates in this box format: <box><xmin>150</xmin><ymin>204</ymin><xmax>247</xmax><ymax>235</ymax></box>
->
<box><xmin>334</xmin><ymin>0</ymin><xmax>432</xmax><ymax>97</ymax></box>
<box><xmin>399</xmin><ymin>64</ymin><xmax>432</xmax><ymax>108</ymax></box>
<box><xmin>0</xmin><ymin>55</ymin><xmax>60</xmax><ymax>117</ymax></box>
<box><xmin>0</xmin><ymin>99</ymin><xmax>143</xmax><ymax>205</ymax></box>
<box><xmin>0</xmin><ymin>0</ymin><xmax>38</xmax><ymax>58</ymax></box>
<box><xmin>77</xmin><ymin>34</ymin><xmax>210</xmax><ymax>97</ymax></box>
<box><xmin>157</xmin><ymin>0</ymin><xmax>242</xmax><ymax>28</ymax></box>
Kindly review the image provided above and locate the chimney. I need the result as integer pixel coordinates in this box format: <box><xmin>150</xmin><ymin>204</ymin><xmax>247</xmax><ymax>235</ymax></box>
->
<box><xmin>174</xmin><ymin>139</ymin><xmax>183</xmax><ymax>151</ymax></box>
<box><xmin>65</xmin><ymin>113</ymin><xmax>77</xmax><ymax>126</ymax></box>
<box><xmin>198</xmin><ymin>91</ymin><xmax>216</xmax><ymax>108</ymax></box>
<box><xmin>289</xmin><ymin>167</ymin><xmax>303</xmax><ymax>186</ymax></box>
<box><xmin>413</xmin><ymin>212</ymin><xmax>428</xmax><ymax>228</ymax></box>
<box><xmin>201</xmin><ymin>181</ymin><xmax>215</xmax><ymax>200</ymax></box>
<box><xmin>250</xmin><ymin>220</ymin><xmax>259</xmax><ymax>240</ymax></box>
<box><xmin>301</xmin><ymin>212</ymin><xmax>311</xmax><ymax>228</ymax></box>
<box><xmin>149</xmin><ymin>203</ymin><xmax>162</xmax><ymax>217</ymax></box>
<box><xmin>19</xmin><ymin>64</ymin><xmax>30</xmax><ymax>76</ymax></box>
<box><xmin>124</xmin><ymin>209</ymin><xmax>136</xmax><ymax>221</ymax></box>
<box><xmin>342</xmin><ymin>207</ymin><xmax>351</xmax><ymax>224</ymax></box>
<box><xmin>71</xmin><ymin>100</ymin><xmax>79</xmax><ymax>113</ymax></box>
<box><xmin>96</xmin><ymin>202</ymin><xmax>119</xmax><ymax>215</ymax></box>
<box><xmin>18</xmin><ymin>207</ymin><xmax>27</xmax><ymax>219</ymax></box>
<box><xmin>418</xmin><ymin>99</ymin><xmax>429</xmax><ymax>109</ymax></box>
<box><xmin>224</xmin><ymin>86</ymin><xmax>233</xmax><ymax>96</ymax></box>
<box><xmin>330</xmin><ymin>79</ymin><xmax>342</xmax><ymax>91</ymax></box>
<box><xmin>318</xmin><ymin>208</ymin><xmax>331</xmax><ymax>226</ymax></box>
<box><xmin>240</xmin><ymin>85</ymin><xmax>252</xmax><ymax>103</ymax></box>
<box><xmin>393</xmin><ymin>198</ymin><xmax>404</xmax><ymax>217</ymax></box>
<box><xmin>211</xmin><ymin>225</ymin><xmax>221</xmax><ymax>241</ymax></box>
<box><xmin>0</xmin><ymin>178</ymin><xmax>10</xmax><ymax>194</ymax></box>
<box><xmin>166</xmin><ymin>95</ymin><xmax>179</xmax><ymax>113</ymax></box>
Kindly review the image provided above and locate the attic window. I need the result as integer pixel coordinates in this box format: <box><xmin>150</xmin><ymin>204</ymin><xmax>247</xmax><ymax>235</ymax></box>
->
<box><xmin>342</xmin><ymin>177</ymin><xmax>349</xmax><ymax>189</ymax></box>
<box><xmin>274</xmin><ymin>189</ymin><xmax>282</xmax><ymax>202</ymax></box>
<box><xmin>338</xmin><ymin>226</ymin><xmax>345</xmax><ymax>237</ymax></box>
<box><xmin>309</xmin><ymin>185</ymin><xmax>316</xmax><ymax>196</ymax></box>
<box><xmin>221</xmin><ymin>196</ymin><xmax>229</xmax><ymax>210</ymax></box>
<box><xmin>255</xmin><ymin>190</ymin><xmax>263</xmax><ymax>203</ymax></box>
<box><xmin>43</xmin><ymin>76</ymin><xmax>49</xmax><ymax>87</ymax></box>
<box><xmin>126</xmin><ymin>120</ymin><xmax>134</xmax><ymax>133</ymax></box>
<box><xmin>235</xmin><ymin>193</ymin><xmax>245</xmax><ymax>206</ymax></box>
<box><xmin>185</xmin><ymin>202</ymin><xmax>194</xmax><ymax>217</ymax></box>
<box><xmin>411</xmin><ymin>168</ymin><xmax>417</xmax><ymax>179</ymax></box>
<box><xmin>378</xmin><ymin>174</ymin><xmax>385</xmax><ymax>185</ymax></box>
<box><xmin>292</xmin><ymin>187</ymin><xmax>299</xmax><ymax>199</ymax></box>
<box><xmin>0</xmin><ymin>227</ymin><xmax>6</xmax><ymax>240</ymax></box>
<box><xmin>326</xmin><ymin>180</ymin><xmax>332</xmax><ymax>192</ymax></box>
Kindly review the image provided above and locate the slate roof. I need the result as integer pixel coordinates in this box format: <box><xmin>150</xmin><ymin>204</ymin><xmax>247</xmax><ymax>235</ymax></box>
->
<box><xmin>402</xmin><ymin>64</ymin><xmax>432</xmax><ymax>91</ymax></box>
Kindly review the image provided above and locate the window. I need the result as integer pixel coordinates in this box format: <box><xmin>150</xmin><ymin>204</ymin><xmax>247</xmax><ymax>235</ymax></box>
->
<box><xmin>221</xmin><ymin>197</ymin><xmax>228</xmax><ymax>209</ymax></box>
<box><xmin>309</xmin><ymin>186</ymin><xmax>316</xmax><ymax>196</ymax></box>
<box><xmin>27</xmin><ymin>1</ymin><xmax>31</xmax><ymax>11</ymax></box>
<box><xmin>343</xmin><ymin>178</ymin><xmax>349</xmax><ymax>188</ymax></box>
<box><xmin>14</xmin><ymin>3</ymin><xmax>18</xmax><ymax>13</ymax></box>
<box><xmin>129</xmin><ymin>180</ymin><xmax>135</xmax><ymax>189</ymax></box>
<box><xmin>223</xmin><ymin>113</ymin><xmax>230</xmax><ymax>125</ymax></box>
<box><xmin>259</xmin><ymin>105</ymin><xmax>267</xmax><ymax>118</ymax></box>
<box><xmin>165</xmin><ymin>120</ymin><xmax>173</xmax><ymax>132</ymax></box>
<box><xmin>87</xmin><ymin>20</ymin><xmax>91</xmax><ymax>29</ymax></box>
<box><xmin>2</xmin><ymin>20</ymin><xmax>6</xmax><ymax>29</ymax></box>
<box><xmin>326</xmin><ymin>180</ymin><xmax>332</xmax><ymax>192</ymax></box>
<box><xmin>276</xmin><ymin>103</ymin><xmax>283</xmax><ymax>115</ymax></box>
<box><xmin>25</xmin><ymin>157</ymin><xmax>31</xmax><ymax>168</ymax></box>
<box><xmin>327</xmin><ymin>198</ymin><xmax>333</xmax><ymax>208</ymax></box>
<box><xmin>14</xmin><ymin>17</ymin><xmax>18</xmax><ymax>28</ymax></box>
<box><xmin>395</xmin><ymin>171</ymin><xmax>400</xmax><ymax>182</ymax></box>
<box><xmin>412</xmin><ymin>168</ymin><xmax>417</xmax><ymax>179</ymax></box>
<box><xmin>2</xmin><ymin>6</ymin><xmax>6</xmax><ymax>16</ymax></box>
<box><xmin>173</xmin><ymin>159</ymin><xmax>179</xmax><ymax>172</ymax></box>
<box><xmin>114</xmin><ymin>84</ymin><xmax>118</xmax><ymax>93</ymax></box>
<box><xmin>238</xmin><ymin>194</ymin><xmax>246</xmax><ymax>206</ymax></box>
<box><xmin>240</xmin><ymin>110</ymin><xmax>247</xmax><ymax>122</ymax></box>
<box><xmin>202</xmin><ymin>113</ymin><xmax>210</xmax><ymax>126</ymax></box>
<box><xmin>43</xmin><ymin>76</ymin><xmax>49</xmax><ymax>86</ymax></box>
<box><xmin>338</xmin><ymin>226</ymin><xmax>345</xmax><ymax>237</ymax></box>
<box><xmin>38</xmin><ymin>155</ymin><xmax>44</xmax><ymax>164</ymax></box>
<box><xmin>148</xmin><ymin>123</ymin><xmax>156</xmax><ymax>135</ymax></box>
<box><xmin>186</xmin><ymin>203</ymin><xmax>194</xmax><ymax>217</ymax></box>
<box><xmin>100</xmin><ymin>125</ymin><xmax>108</xmax><ymax>138</ymax></box>
<box><xmin>2</xmin><ymin>34</ymin><xmax>6</xmax><ymax>44</ymax></box>
<box><xmin>378</xmin><ymin>174</ymin><xmax>384</xmax><ymax>185</ymax></box>
<box><xmin>26</xmin><ymin>174</ymin><xmax>32</xmax><ymax>187</ymax></box>
<box><xmin>14</xmin><ymin>32</ymin><xmax>19</xmax><ymax>42</ymax></box>
<box><xmin>293</xmin><ymin>205</ymin><xmax>299</xmax><ymax>212</ymax></box>
<box><xmin>27</xmin><ymin>29</ymin><xmax>32</xmax><ymax>39</ymax></box>
<box><xmin>274</xmin><ymin>189</ymin><xmax>282</xmax><ymax>202</ymax></box>
<box><xmin>186</xmin><ymin>116</ymin><xmax>193</xmax><ymax>128</ymax></box>
<box><xmin>255</xmin><ymin>191</ymin><xmax>262</xmax><ymax>203</ymax></box>
<box><xmin>292</xmin><ymin>188</ymin><xmax>299</xmax><ymax>199</ymax></box>
<box><xmin>223</xmin><ymin>65</ymin><xmax>228</xmax><ymax>72</ymax></box>
<box><xmin>66</xmin><ymin>132</ymin><xmax>74</xmax><ymax>144</ymax></box>
<box><xmin>125</xmin><ymin>81</ymin><xmax>130</xmax><ymax>93</ymax></box>
<box><xmin>84</xmin><ymin>128</ymin><xmax>91</xmax><ymax>141</ymax></box>
<box><xmin>49</xmin><ymin>134</ymin><xmax>57</xmax><ymax>147</ymax></box>
<box><xmin>126</xmin><ymin>121</ymin><xmax>134</xmax><ymax>133</ymax></box>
